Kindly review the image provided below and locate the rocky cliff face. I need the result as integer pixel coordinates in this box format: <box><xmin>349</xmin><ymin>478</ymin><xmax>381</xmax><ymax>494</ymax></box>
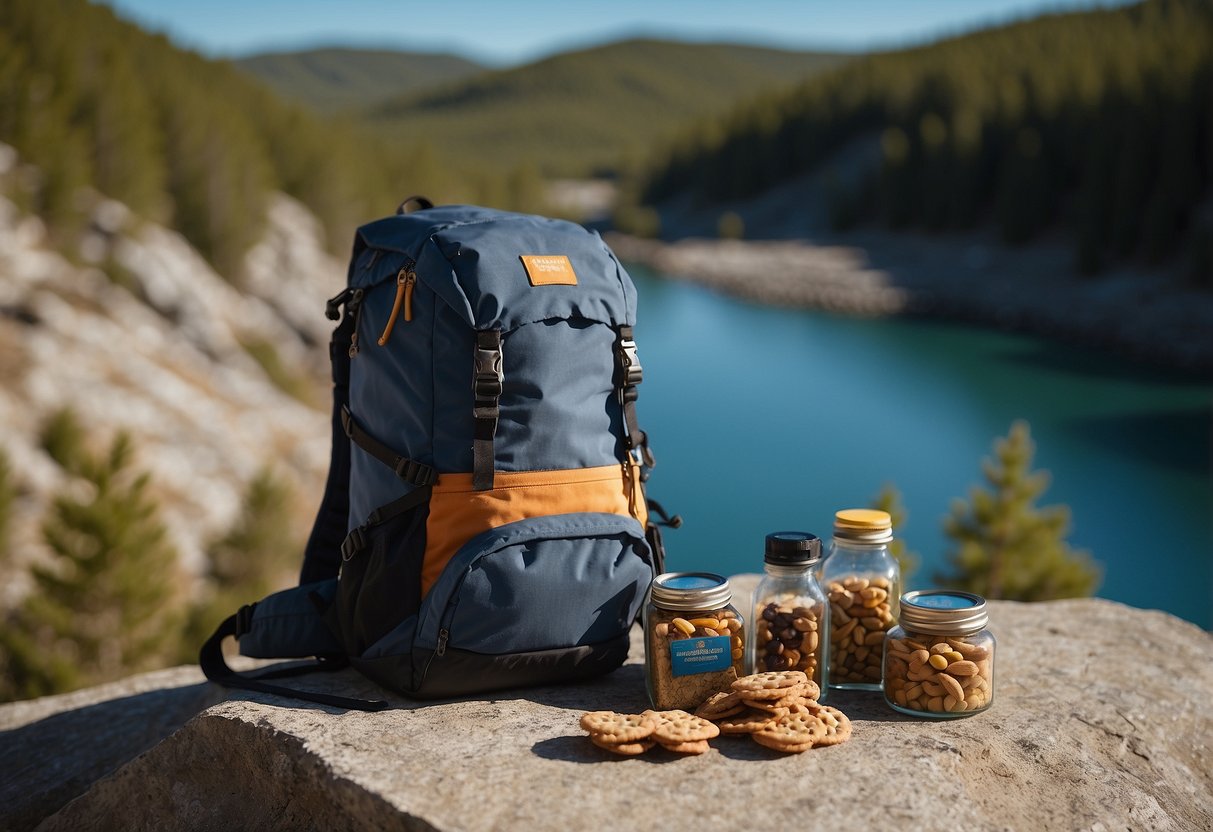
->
<box><xmin>0</xmin><ymin>142</ymin><xmax>342</xmax><ymax>596</ymax></box>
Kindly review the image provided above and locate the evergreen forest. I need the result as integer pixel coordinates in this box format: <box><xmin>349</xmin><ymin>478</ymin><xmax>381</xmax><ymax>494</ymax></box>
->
<box><xmin>636</xmin><ymin>0</ymin><xmax>1213</xmax><ymax>277</ymax></box>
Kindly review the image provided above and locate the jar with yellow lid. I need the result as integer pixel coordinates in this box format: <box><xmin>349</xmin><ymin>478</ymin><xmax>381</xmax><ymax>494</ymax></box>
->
<box><xmin>820</xmin><ymin>508</ymin><xmax>900</xmax><ymax>691</ymax></box>
<box><xmin>883</xmin><ymin>590</ymin><xmax>995</xmax><ymax>717</ymax></box>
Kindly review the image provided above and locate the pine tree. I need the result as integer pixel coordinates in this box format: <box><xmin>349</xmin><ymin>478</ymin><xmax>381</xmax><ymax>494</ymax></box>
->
<box><xmin>938</xmin><ymin>420</ymin><xmax>1100</xmax><ymax>600</ymax></box>
<box><xmin>0</xmin><ymin>422</ymin><xmax>184</xmax><ymax>700</ymax></box>
<box><xmin>870</xmin><ymin>483</ymin><xmax>920</xmax><ymax>583</ymax></box>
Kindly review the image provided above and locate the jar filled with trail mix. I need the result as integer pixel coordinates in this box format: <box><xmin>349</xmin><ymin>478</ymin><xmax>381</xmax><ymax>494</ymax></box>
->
<box><xmin>883</xmin><ymin>590</ymin><xmax>995</xmax><ymax>718</ymax></box>
<box><xmin>644</xmin><ymin>572</ymin><xmax>745</xmax><ymax>710</ymax></box>
<box><xmin>820</xmin><ymin>508</ymin><xmax>900</xmax><ymax>691</ymax></box>
<box><xmin>748</xmin><ymin>532</ymin><xmax>829</xmax><ymax>696</ymax></box>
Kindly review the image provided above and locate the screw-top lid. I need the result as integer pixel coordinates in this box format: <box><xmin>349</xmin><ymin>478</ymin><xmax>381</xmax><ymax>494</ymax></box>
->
<box><xmin>650</xmin><ymin>572</ymin><xmax>732</xmax><ymax>611</ymax></box>
<box><xmin>764</xmin><ymin>531</ymin><xmax>822</xmax><ymax>566</ymax></box>
<box><xmin>898</xmin><ymin>590</ymin><xmax>988</xmax><ymax>636</ymax></box>
<box><xmin>833</xmin><ymin>508</ymin><xmax>894</xmax><ymax>544</ymax></box>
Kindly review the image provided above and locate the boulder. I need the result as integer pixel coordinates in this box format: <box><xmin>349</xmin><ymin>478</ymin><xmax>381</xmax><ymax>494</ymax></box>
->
<box><xmin>2</xmin><ymin>597</ymin><xmax>1210</xmax><ymax>831</ymax></box>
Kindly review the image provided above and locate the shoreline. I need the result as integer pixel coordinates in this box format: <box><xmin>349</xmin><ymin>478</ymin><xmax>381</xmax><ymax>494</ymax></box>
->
<box><xmin>606</xmin><ymin>232</ymin><xmax>1213</xmax><ymax>379</ymax></box>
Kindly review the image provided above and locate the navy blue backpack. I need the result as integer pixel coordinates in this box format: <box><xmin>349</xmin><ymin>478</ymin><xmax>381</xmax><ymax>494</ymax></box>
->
<box><xmin>201</xmin><ymin>198</ymin><xmax>676</xmax><ymax>709</ymax></box>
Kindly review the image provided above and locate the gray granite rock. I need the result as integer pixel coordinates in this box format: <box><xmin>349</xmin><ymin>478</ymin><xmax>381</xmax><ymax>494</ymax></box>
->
<box><xmin>4</xmin><ymin>597</ymin><xmax>1210</xmax><ymax>832</ymax></box>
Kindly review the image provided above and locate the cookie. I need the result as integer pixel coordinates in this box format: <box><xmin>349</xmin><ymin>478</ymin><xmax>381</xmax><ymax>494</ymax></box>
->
<box><xmin>718</xmin><ymin>709</ymin><xmax>776</xmax><ymax>734</ymax></box>
<box><xmin>694</xmin><ymin>690</ymin><xmax>744</xmax><ymax>721</ymax></box>
<box><xmin>589</xmin><ymin>734</ymin><xmax>655</xmax><ymax>756</ymax></box>
<box><xmin>579</xmin><ymin>711</ymin><xmax>656</xmax><ymax>743</ymax></box>
<box><xmin>647</xmin><ymin>709</ymin><xmax>720</xmax><ymax>744</ymax></box>
<box><xmin>752</xmin><ymin>709</ymin><xmax>828</xmax><ymax>751</ymax></box>
<box><xmin>659</xmin><ymin>739</ymin><xmax>710</xmax><ymax>754</ymax></box>
<box><xmin>731</xmin><ymin>671</ymin><xmax>809</xmax><ymax>699</ymax></box>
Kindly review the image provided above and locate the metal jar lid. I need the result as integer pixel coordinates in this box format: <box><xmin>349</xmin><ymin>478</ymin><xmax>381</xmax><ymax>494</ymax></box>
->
<box><xmin>650</xmin><ymin>572</ymin><xmax>733</xmax><ymax>612</ymax></box>
<box><xmin>765</xmin><ymin>531</ymin><xmax>822</xmax><ymax>566</ymax></box>
<box><xmin>898</xmin><ymin>590</ymin><xmax>989</xmax><ymax>636</ymax></box>
<box><xmin>833</xmin><ymin>508</ymin><xmax>894</xmax><ymax>544</ymax></box>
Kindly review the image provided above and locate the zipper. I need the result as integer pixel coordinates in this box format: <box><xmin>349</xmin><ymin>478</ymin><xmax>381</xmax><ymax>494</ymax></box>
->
<box><xmin>378</xmin><ymin>260</ymin><xmax>416</xmax><ymax>346</ymax></box>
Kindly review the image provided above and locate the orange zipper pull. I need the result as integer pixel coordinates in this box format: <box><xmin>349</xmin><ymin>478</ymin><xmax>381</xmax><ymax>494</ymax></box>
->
<box><xmin>378</xmin><ymin>265</ymin><xmax>416</xmax><ymax>346</ymax></box>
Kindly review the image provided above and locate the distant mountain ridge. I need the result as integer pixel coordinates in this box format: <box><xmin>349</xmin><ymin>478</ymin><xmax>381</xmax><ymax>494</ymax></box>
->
<box><xmin>235</xmin><ymin>48</ymin><xmax>485</xmax><ymax>114</ymax></box>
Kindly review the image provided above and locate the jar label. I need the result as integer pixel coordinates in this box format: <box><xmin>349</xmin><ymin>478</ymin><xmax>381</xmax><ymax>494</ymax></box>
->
<box><xmin>670</xmin><ymin>635</ymin><xmax>732</xmax><ymax>677</ymax></box>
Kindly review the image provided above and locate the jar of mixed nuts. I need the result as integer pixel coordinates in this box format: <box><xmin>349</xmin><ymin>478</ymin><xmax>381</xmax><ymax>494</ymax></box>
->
<box><xmin>820</xmin><ymin>508</ymin><xmax>900</xmax><ymax>691</ymax></box>
<box><xmin>748</xmin><ymin>532</ymin><xmax>829</xmax><ymax>696</ymax></box>
<box><xmin>883</xmin><ymin>590</ymin><xmax>995</xmax><ymax>718</ymax></box>
<box><xmin>644</xmin><ymin>572</ymin><xmax>745</xmax><ymax>710</ymax></box>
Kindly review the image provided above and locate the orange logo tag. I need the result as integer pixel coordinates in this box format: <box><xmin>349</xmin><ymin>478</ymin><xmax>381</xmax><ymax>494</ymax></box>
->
<box><xmin>520</xmin><ymin>255</ymin><xmax>578</xmax><ymax>286</ymax></box>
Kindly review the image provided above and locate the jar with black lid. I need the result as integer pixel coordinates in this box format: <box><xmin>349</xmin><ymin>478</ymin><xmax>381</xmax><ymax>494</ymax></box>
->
<box><xmin>883</xmin><ymin>590</ymin><xmax>995</xmax><ymax>718</ymax></box>
<box><xmin>643</xmin><ymin>572</ymin><xmax>745</xmax><ymax>710</ymax></box>
<box><xmin>748</xmin><ymin>532</ymin><xmax>829</xmax><ymax>695</ymax></box>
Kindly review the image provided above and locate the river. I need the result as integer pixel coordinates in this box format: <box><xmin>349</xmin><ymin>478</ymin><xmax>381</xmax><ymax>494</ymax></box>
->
<box><xmin>627</xmin><ymin>265</ymin><xmax>1213</xmax><ymax>629</ymax></box>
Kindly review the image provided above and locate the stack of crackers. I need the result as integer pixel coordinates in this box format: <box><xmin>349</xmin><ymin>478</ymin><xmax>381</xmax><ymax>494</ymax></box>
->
<box><xmin>579</xmin><ymin>670</ymin><xmax>852</xmax><ymax>756</ymax></box>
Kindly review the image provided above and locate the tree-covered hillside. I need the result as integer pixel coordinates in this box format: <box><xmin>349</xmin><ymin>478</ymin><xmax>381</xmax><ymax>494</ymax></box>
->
<box><xmin>0</xmin><ymin>0</ymin><xmax>503</xmax><ymax>276</ymax></box>
<box><xmin>236</xmin><ymin>48</ymin><xmax>484</xmax><ymax>114</ymax></box>
<box><xmin>366</xmin><ymin>40</ymin><xmax>845</xmax><ymax>176</ymax></box>
<box><xmin>637</xmin><ymin>0</ymin><xmax>1213</xmax><ymax>277</ymax></box>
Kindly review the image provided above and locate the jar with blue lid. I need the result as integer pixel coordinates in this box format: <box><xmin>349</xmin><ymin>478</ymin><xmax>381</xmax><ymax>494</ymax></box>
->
<box><xmin>883</xmin><ymin>590</ymin><xmax>995</xmax><ymax>717</ymax></box>
<box><xmin>644</xmin><ymin>572</ymin><xmax>745</xmax><ymax>710</ymax></box>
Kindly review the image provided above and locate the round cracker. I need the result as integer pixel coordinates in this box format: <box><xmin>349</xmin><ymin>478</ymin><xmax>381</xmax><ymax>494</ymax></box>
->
<box><xmin>718</xmin><ymin>709</ymin><xmax>776</xmax><ymax>734</ymax></box>
<box><xmin>650</xmin><ymin>710</ymin><xmax>720</xmax><ymax>743</ymax></box>
<box><xmin>740</xmin><ymin>697</ymin><xmax>792</xmax><ymax>715</ymax></box>
<box><xmin>752</xmin><ymin>732</ymin><xmax>816</xmax><ymax>753</ymax></box>
<box><xmin>753</xmin><ymin>709</ymin><xmax>828</xmax><ymax>748</ymax></box>
<box><xmin>589</xmin><ymin>734</ymin><xmax>655</xmax><ymax>756</ymax></box>
<box><xmin>695</xmin><ymin>690</ymin><xmax>744</xmax><ymax>720</ymax></box>
<box><xmin>659</xmin><ymin>739</ymin><xmax>710</xmax><ymax>754</ymax></box>
<box><xmin>803</xmin><ymin>704</ymin><xmax>852</xmax><ymax>747</ymax></box>
<box><xmin>731</xmin><ymin>670</ymin><xmax>808</xmax><ymax>695</ymax></box>
<box><xmin>579</xmin><ymin>710</ymin><xmax>655</xmax><ymax>742</ymax></box>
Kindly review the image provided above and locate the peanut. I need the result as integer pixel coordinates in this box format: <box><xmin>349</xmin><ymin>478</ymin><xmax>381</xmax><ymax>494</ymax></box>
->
<box><xmin>884</xmin><ymin>631</ymin><xmax>993</xmax><ymax>717</ymax></box>
<box><xmin>672</xmin><ymin>617</ymin><xmax>694</xmax><ymax>635</ymax></box>
<box><xmin>754</xmin><ymin>598</ymin><xmax>824</xmax><ymax>684</ymax></box>
<box><xmin>829</xmin><ymin>577</ymin><xmax>895</xmax><ymax>686</ymax></box>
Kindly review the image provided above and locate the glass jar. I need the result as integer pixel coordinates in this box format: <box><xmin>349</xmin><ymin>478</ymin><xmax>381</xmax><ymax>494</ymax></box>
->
<box><xmin>644</xmin><ymin>572</ymin><xmax>745</xmax><ymax>710</ymax></box>
<box><xmin>821</xmin><ymin>508</ymin><xmax>900</xmax><ymax>691</ymax></box>
<box><xmin>748</xmin><ymin>532</ymin><xmax>829</xmax><ymax>696</ymax></box>
<box><xmin>883</xmin><ymin>590</ymin><xmax>995</xmax><ymax>718</ymax></box>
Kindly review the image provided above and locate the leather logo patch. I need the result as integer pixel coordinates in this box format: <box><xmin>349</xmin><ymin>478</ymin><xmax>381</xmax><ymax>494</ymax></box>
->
<box><xmin>520</xmin><ymin>255</ymin><xmax>578</xmax><ymax>286</ymax></box>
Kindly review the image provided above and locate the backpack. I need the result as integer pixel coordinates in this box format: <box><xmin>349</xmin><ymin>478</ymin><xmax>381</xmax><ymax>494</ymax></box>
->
<box><xmin>200</xmin><ymin>198</ymin><xmax>677</xmax><ymax>710</ymax></box>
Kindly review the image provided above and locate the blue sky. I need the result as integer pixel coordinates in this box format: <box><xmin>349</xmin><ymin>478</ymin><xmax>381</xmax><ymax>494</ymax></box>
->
<box><xmin>99</xmin><ymin>0</ymin><xmax>1135</xmax><ymax>65</ymax></box>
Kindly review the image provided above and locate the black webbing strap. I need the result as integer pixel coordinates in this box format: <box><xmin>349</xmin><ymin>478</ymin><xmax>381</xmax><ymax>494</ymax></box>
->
<box><xmin>340</xmin><ymin>484</ymin><xmax>433</xmax><ymax>562</ymax></box>
<box><xmin>341</xmin><ymin>406</ymin><xmax>436</xmax><ymax>487</ymax></box>
<box><xmin>615</xmin><ymin>326</ymin><xmax>656</xmax><ymax>476</ymax></box>
<box><xmin>199</xmin><ymin>606</ymin><xmax>388</xmax><ymax>712</ymax></box>
<box><xmin>472</xmin><ymin>330</ymin><xmax>503</xmax><ymax>491</ymax></box>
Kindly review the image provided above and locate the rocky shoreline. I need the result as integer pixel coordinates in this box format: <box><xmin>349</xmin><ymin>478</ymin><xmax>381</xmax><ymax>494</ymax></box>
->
<box><xmin>606</xmin><ymin>232</ymin><xmax>1213</xmax><ymax>378</ymax></box>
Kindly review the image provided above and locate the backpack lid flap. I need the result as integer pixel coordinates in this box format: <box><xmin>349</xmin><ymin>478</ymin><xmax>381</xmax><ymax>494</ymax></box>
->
<box><xmin>354</xmin><ymin>208</ymin><xmax>637</xmax><ymax>331</ymax></box>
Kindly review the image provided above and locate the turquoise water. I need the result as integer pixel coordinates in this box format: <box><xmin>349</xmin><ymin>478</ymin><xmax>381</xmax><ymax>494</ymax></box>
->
<box><xmin>628</xmin><ymin>265</ymin><xmax>1213</xmax><ymax>629</ymax></box>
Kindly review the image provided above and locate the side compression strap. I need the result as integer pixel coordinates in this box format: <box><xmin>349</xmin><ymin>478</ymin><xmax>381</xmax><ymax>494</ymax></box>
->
<box><xmin>340</xmin><ymin>484</ymin><xmax>432</xmax><ymax>562</ymax></box>
<box><xmin>199</xmin><ymin>607</ymin><xmax>388</xmax><ymax>712</ymax></box>
<box><xmin>472</xmin><ymin>330</ymin><xmax>503</xmax><ymax>491</ymax></box>
<box><xmin>616</xmin><ymin>326</ymin><xmax>655</xmax><ymax>476</ymax></box>
<box><xmin>341</xmin><ymin>406</ymin><xmax>436</xmax><ymax>487</ymax></box>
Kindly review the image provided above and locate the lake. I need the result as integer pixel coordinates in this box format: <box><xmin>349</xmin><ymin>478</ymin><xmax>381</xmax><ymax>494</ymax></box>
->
<box><xmin>627</xmin><ymin>265</ymin><xmax>1213</xmax><ymax>629</ymax></box>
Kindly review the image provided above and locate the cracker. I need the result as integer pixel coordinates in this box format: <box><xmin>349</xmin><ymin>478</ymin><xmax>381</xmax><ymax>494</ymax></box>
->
<box><xmin>753</xmin><ymin>709</ymin><xmax>828</xmax><ymax>750</ymax></box>
<box><xmin>659</xmin><ymin>739</ymin><xmax>710</xmax><ymax>754</ymax></box>
<box><xmin>718</xmin><ymin>709</ymin><xmax>776</xmax><ymax>734</ymax></box>
<box><xmin>579</xmin><ymin>711</ymin><xmax>656</xmax><ymax>743</ymax></box>
<box><xmin>694</xmin><ymin>690</ymin><xmax>744</xmax><ymax>720</ymax></box>
<box><xmin>589</xmin><ymin>734</ymin><xmax>655</xmax><ymax>756</ymax></box>
<box><xmin>740</xmin><ymin>697</ymin><xmax>792</xmax><ymax>715</ymax></box>
<box><xmin>731</xmin><ymin>671</ymin><xmax>809</xmax><ymax>698</ymax></box>
<box><xmin>803</xmin><ymin>703</ymin><xmax>852</xmax><ymax>747</ymax></box>
<box><xmin>647</xmin><ymin>709</ymin><xmax>720</xmax><ymax>743</ymax></box>
<box><xmin>752</xmin><ymin>732</ymin><xmax>816</xmax><ymax>753</ymax></box>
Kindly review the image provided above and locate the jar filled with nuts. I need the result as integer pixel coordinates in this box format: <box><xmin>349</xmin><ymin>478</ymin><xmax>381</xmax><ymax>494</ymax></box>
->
<box><xmin>644</xmin><ymin>573</ymin><xmax>745</xmax><ymax>710</ymax></box>
<box><xmin>821</xmin><ymin>509</ymin><xmax>900</xmax><ymax>691</ymax></box>
<box><xmin>883</xmin><ymin>590</ymin><xmax>995</xmax><ymax>718</ymax></box>
<box><xmin>748</xmin><ymin>532</ymin><xmax>829</xmax><ymax>696</ymax></box>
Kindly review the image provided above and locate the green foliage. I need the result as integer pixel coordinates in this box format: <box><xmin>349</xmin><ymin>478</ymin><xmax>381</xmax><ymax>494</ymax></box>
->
<box><xmin>869</xmin><ymin>483</ymin><xmax>920</xmax><ymax>583</ymax></box>
<box><xmin>637</xmin><ymin>0</ymin><xmax>1213</xmax><ymax>271</ymax></box>
<box><xmin>939</xmin><ymin>421</ymin><xmax>1101</xmax><ymax>601</ymax></box>
<box><xmin>367</xmin><ymin>40</ymin><xmax>844</xmax><ymax>177</ymax></box>
<box><xmin>181</xmin><ymin>468</ymin><xmax>301</xmax><ymax>658</ymax></box>
<box><xmin>0</xmin><ymin>420</ymin><xmax>183</xmax><ymax>701</ymax></box>
<box><xmin>717</xmin><ymin>211</ymin><xmax>745</xmax><ymax>240</ymax></box>
<box><xmin>39</xmin><ymin>407</ymin><xmax>85</xmax><ymax>475</ymax></box>
<box><xmin>239</xmin><ymin>337</ymin><xmax>319</xmax><ymax>406</ymax></box>
<box><xmin>236</xmin><ymin>48</ymin><xmax>485</xmax><ymax>114</ymax></box>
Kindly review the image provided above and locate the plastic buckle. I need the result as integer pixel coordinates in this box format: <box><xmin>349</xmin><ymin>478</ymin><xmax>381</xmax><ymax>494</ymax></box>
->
<box><xmin>473</xmin><ymin>346</ymin><xmax>504</xmax><ymax>399</ymax></box>
<box><xmin>617</xmin><ymin>336</ymin><xmax>643</xmax><ymax>388</ymax></box>
<box><xmin>340</xmin><ymin>526</ymin><xmax>367</xmax><ymax>562</ymax></box>
<box><xmin>234</xmin><ymin>603</ymin><xmax>257</xmax><ymax>638</ymax></box>
<box><xmin>395</xmin><ymin>457</ymin><xmax>435</xmax><ymax>486</ymax></box>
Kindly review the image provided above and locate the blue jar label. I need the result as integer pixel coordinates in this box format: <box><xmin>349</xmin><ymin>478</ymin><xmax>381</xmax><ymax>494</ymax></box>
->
<box><xmin>670</xmin><ymin>634</ymin><xmax>732</xmax><ymax>677</ymax></box>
